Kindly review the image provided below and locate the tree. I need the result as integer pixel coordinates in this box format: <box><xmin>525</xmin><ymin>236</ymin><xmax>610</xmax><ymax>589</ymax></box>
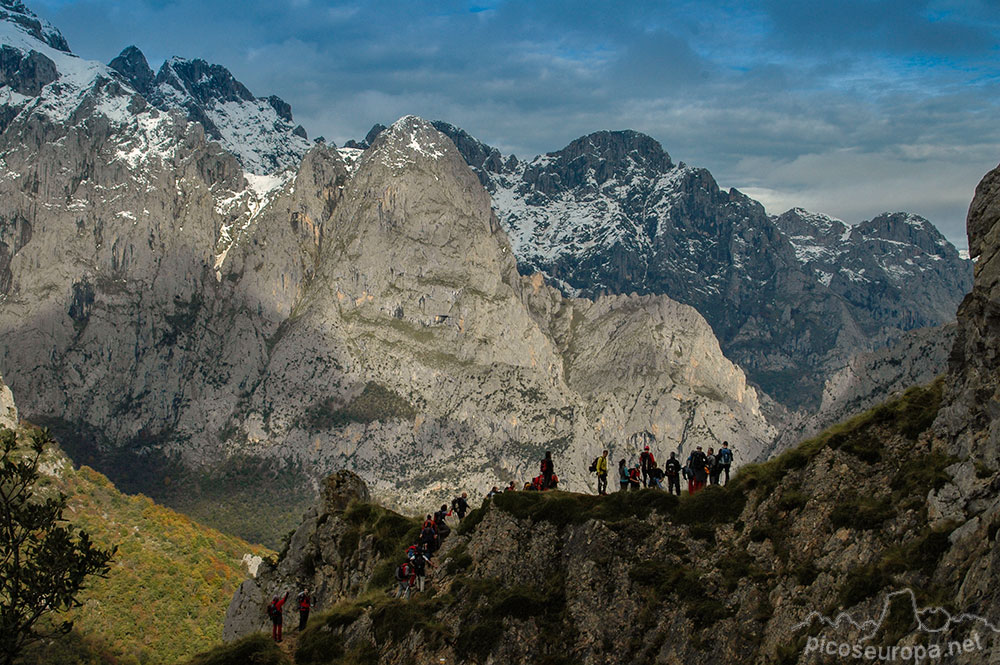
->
<box><xmin>0</xmin><ymin>426</ymin><xmax>115</xmax><ymax>665</ymax></box>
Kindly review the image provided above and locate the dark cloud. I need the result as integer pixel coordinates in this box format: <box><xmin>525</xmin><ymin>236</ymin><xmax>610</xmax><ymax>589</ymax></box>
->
<box><xmin>30</xmin><ymin>0</ymin><xmax>1000</xmax><ymax>248</ymax></box>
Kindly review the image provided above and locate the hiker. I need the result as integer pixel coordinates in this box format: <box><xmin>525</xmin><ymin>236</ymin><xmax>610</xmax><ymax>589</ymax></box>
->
<box><xmin>486</xmin><ymin>485</ymin><xmax>500</xmax><ymax>499</ymax></box>
<box><xmin>628</xmin><ymin>464</ymin><xmax>641</xmax><ymax>490</ymax></box>
<box><xmin>267</xmin><ymin>591</ymin><xmax>289</xmax><ymax>642</ymax></box>
<box><xmin>618</xmin><ymin>459</ymin><xmax>630</xmax><ymax>492</ymax></box>
<box><xmin>452</xmin><ymin>492</ymin><xmax>470</xmax><ymax>520</ymax></box>
<box><xmin>707</xmin><ymin>447</ymin><xmax>720</xmax><ymax>486</ymax></box>
<box><xmin>395</xmin><ymin>560</ymin><xmax>415</xmax><ymax>599</ymax></box>
<box><xmin>595</xmin><ymin>449</ymin><xmax>609</xmax><ymax>495</ymax></box>
<box><xmin>420</xmin><ymin>516</ymin><xmax>438</xmax><ymax>553</ymax></box>
<box><xmin>639</xmin><ymin>445</ymin><xmax>656</xmax><ymax>488</ymax></box>
<box><xmin>718</xmin><ymin>441</ymin><xmax>734</xmax><ymax>485</ymax></box>
<box><xmin>648</xmin><ymin>465</ymin><xmax>664</xmax><ymax>490</ymax></box>
<box><xmin>541</xmin><ymin>451</ymin><xmax>555</xmax><ymax>490</ymax></box>
<box><xmin>664</xmin><ymin>452</ymin><xmax>681</xmax><ymax>495</ymax></box>
<box><xmin>412</xmin><ymin>548</ymin><xmax>434</xmax><ymax>592</ymax></box>
<box><xmin>434</xmin><ymin>504</ymin><xmax>452</xmax><ymax>540</ymax></box>
<box><xmin>297</xmin><ymin>589</ymin><xmax>311</xmax><ymax>631</ymax></box>
<box><xmin>689</xmin><ymin>446</ymin><xmax>708</xmax><ymax>494</ymax></box>
<box><xmin>505</xmin><ymin>481</ymin><xmax>517</xmax><ymax>492</ymax></box>
<box><xmin>683</xmin><ymin>456</ymin><xmax>693</xmax><ymax>493</ymax></box>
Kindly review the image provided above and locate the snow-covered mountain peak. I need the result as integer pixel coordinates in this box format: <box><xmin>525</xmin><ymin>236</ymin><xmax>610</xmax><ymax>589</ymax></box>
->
<box><xmin>0</xmin><ymin>0</ymin><xmax>69</xmax><ymax>53</ymax></box>
<box><xmin>367</xmin><ymin>115</ymin><xmax>451</xmax><ymax>171</ymax></box>
<box><xmin>106</xmin><ymin>47</ymin><xmax>311</xmax><ymax>175</ymax></box>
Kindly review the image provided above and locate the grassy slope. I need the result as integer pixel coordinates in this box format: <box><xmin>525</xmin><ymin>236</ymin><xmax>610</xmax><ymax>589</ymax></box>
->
<box><xmin>18</xmin><ymin>434</ymin><xmax>273</xmax><ymax>665</ymax></box>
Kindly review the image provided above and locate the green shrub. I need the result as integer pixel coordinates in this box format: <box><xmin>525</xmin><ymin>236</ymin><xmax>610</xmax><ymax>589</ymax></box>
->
<box><xmin>829</xmin><ymin>495</ymin><xmax>894</xmax><ymax>530</ymax></box>
<box><xmin>181</xmin><ymin>634</ymin><xmax>290</xmax><ymax>665</ymax></box>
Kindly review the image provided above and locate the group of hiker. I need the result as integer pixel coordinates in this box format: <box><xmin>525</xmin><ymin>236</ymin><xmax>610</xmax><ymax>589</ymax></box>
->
<box><xmin>592</xmin><ymin>441</ymin><xmax>734</xmax><ymax>495</ymax></box>
<box><xmin>394</xmin><ymin>491</ymin><xmax>472</xmax><ymax>599</ymax></box>
<box><xmin>263</xmin><ymin>443</ymin><xmax>733</xmax><ymax>634</ymax></box>
<box><xmin>266</xmin><ymin>589</ymin><xmax>311</xmax><ymax>643</ymax></box>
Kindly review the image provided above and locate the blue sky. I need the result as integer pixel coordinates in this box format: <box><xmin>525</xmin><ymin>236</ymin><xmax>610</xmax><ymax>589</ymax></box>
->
<box><xmin>32</xmin><ymin>0</ymin><xmax>1000</xmax><ymax>248</ymax></box>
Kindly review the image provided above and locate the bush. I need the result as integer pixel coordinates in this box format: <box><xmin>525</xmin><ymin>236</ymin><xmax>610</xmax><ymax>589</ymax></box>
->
<box><xmin>304</xmin><ymin>383</ymin><xmax>416</xmax><ymax>431</ymax></box>
<box><xmin>181</xmin><ymin>634</ymin><xmax>290</xmax><ymax>665</ymax></box>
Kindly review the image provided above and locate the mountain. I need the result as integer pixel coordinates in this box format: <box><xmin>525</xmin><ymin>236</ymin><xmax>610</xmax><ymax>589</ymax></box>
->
<box><xmin>0</xmin><ymin>374</ymin><xmax>272</xmax><ymax>665</ymax></box>
<box><xmin>219</xmin><ymin>162</ymin><xmax>1000</xmax><ymax>662</ymax></box>
<box><xmin>769</xmin><ymin>322</ymin><xmax>957</xmax><ymax>453</ymax></box>
<box><xmin>0</xmin><ymin>2</ymin><xmax>776</xmax><ymax>536</ymax></box>
<box><xmin>416</xmin><ymin>123</ymin><xmax>973</xmax><ymax>410</ymax></box>
<box><xmin>108</xmin><ymin>46</ymin><xmax>311</xmax><ymax>175</ymax></box>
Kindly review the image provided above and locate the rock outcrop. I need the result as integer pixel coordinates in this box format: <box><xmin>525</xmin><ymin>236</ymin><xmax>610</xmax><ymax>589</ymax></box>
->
<box><xmin>222</xmin><ymin>470</ymin><xmax>381</xmax><ymax>642</ymax></box>
<box><xmin>937</xmin><ymin>162</ymin><xmax>1000</xmax><ymax>468</ymax></box>
<box><xmin>226</xmin><ymin>379</ymin><xmax>1000</xmax><ymax>663</ymax></box>
<box><xmin>0</xmin><ymin>371</ymin><xmax>15</xmax><ymax>428</ymax></box>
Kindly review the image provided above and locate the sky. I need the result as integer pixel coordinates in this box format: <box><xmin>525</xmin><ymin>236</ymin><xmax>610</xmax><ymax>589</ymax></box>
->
<box><xmin>30</xmin><ymin>0</ymin><xmax>1000</xmax><ymax>250</ymax></box>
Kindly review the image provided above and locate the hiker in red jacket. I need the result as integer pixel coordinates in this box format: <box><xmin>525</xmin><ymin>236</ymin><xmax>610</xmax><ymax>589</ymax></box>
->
<box><xmin>639</xmin><ymin>445</ymin><xmax>656</xmax><ymax>488</ymax></box>
<box><xmin>541</xmin><ymin>451</ymin><xmax>555</xmax><ymax>489</ymax></box>
<box><xmin>267</xmin><ymin>591</ymin><xmax>289</xmax><ymax>642</ymax></box>
<box><xmin>297</xmin><ymin>589</ymin><xmax>311</xmax><ymax>632</ymax></box>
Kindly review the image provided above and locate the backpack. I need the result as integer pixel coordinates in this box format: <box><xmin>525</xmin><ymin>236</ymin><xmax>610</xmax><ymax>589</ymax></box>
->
<box><xmin>719</xmin><ymin>448</ymin><xmax>733</xmax><ymax>465</ymax></box>
<box><xmin>267</xmin><ymin>602</ymin><xmax>279</xmax><ymax>620</ymax></box>
<box><xmin>589</xmin><ymin>457</ymin><xmax>598</xmax><ymax>473</ymax></box>
<box><xmin>395</xmin><ymin>563</ymin><xmax>409</xmax><ymax>582</ymax></box>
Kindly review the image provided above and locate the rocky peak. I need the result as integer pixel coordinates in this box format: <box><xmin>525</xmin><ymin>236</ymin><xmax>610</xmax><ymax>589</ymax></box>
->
<box><xmin>322</xmin><ymin>471</ymin><xmax>370</xmax><ymax>513</ymax></box>
<box><xmin>522</xmin><ymin>129</ymin><xmax>673</xmax><ymax>196</ymax></box>
<box><xmin>855</xmin><ymin>212</ymin><xmax>953</xmax><ymax>256</ymax></box>
<box><xmin>155</xmin><ymin>56</ymin><xmax>255</xmax><ymax>107</ymax></box>
<box><xmin>431</xmin><ymin>120</ymin><xmax>508</xmax><ymax>174</ymax></box>
<box><xmin>0</xmin><ymin>0</ymin><xmax>69</xmax><ymax>53</ymax></box>
<box><xmin>263</xmin><ymin>94</ymin><xmax>292</xmax><ymax>122</ymax></box>
<box><xmin>772</xmin><ymin>207</ymin><xmax>849</xmax><ymax>245</ymax></box>
<box><xmin>108</xmin><ymin>45</ymin><xmax>154</xmax><ymax>96</ymax></box>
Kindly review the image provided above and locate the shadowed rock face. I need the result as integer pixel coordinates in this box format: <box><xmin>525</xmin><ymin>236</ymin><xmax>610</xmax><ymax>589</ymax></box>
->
<box><xmin>937</xmin><ymin>162</ymin><xmax>1000</xmax><ymax>467</ymax></box>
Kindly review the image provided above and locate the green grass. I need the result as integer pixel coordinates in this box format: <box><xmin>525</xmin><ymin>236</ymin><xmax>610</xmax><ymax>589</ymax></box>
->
<box><xmin>25</xmin><ymin>434</ymin><xmax>274</xmax><ymax>665</ymax></box>
<box><xmin>179</xmin><ymin>634</ymin><xmax>290</xmax><ymax>665</ymax></box>
<box><xmin>296</xmin><ymin>593</ymin><xmax>452</xmax><ymax>665</ymax></box>
<box><xmin>829</xmin><ymin>495</ymin><xmax>895</xmax><ymax>530</ymax></box>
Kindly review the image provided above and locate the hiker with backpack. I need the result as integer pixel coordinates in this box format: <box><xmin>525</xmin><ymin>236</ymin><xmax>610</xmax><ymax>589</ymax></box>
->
<box><xmin>296</xmin><ymin>589</ymin><xmax>311</xmax><ymax>631</ymax></box>
<box><xmin>628</xmin><ymin>463</ymin><xmax>641</xmax><ymax>490</ymax></box>
<box><xmin>707</xmin><ymin>447</ymin><xmax>720</xmax><ymax>486</ymax></box>
<box><xmin>718</xmin><ymin>441</ymin><xmax>734</xmax><ymax>485</ymax></box>
<box><xmin>639</xmin><ymin>445</ymin><xmax>656</xmax><ymax>488</ymax></box>
<box><xmin>452</xmin><ymin>492</ymin><xmax>470</xmax><ymax>520</ymax></box>
<box><xmin>420</xmin><ymin>516</ymin><xmax>438</xmax><ymax>553</ymax></box>
<box><xmin>395</xmin><ymin>560</ymin><xmax>415</xmax><ymax>599</ymax></box>
<box><xmin>618</xmin><ymin>459</ymin><xmax>630</xmax><ymax>492</ymax></box>
<box><xmin>541</xmin><ymin>451</ymin><xmax>555</xmax><ymax>490</ymax></box>
<box><xmin>648</xmin><ymin>465</ymin><xmax>665</xmax><ymax>490</ymax></box>
<box><xmin>434</xmin><ymin>504</ymin><xmax>452</xmax><ymax>541</ymax></box>
<box><xmin>593</xmin><ymin>450</ymin><xmax>609</xmax><ymax>495</ymax></box>
<box><xmin>689</xmin><ymin>446</ymin><xmax>708</xmax><ymax>494</ymax></box>
<box><xmin>267</xmin><ymin>591</ymin><xmax>289</xmax><ymax>642</ymax></box>
<box><xmin>412</xmin><ymin>548</ymin><xmax>434</xmax><ymax>593</ymax></box>
<box><xmin>664</xmin><ymin>452</ymin><xmax>681</xmax><ymax>495</ymax></box>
